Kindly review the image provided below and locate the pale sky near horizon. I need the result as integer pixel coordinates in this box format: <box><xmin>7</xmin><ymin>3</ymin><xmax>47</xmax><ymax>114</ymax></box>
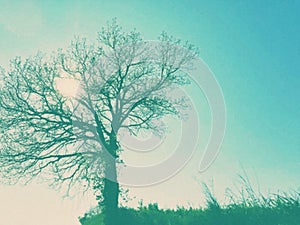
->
<box><xmin>0</xmin><ymin>1</ymin><xmax>299</xmax><ymax>225</ymax></box>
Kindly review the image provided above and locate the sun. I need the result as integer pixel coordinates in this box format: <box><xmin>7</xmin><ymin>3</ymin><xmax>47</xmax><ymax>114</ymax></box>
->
<box><xmin>55</xmin><ymin>77</ymin><xmax>80</xmax><ymax>98</ymax></box>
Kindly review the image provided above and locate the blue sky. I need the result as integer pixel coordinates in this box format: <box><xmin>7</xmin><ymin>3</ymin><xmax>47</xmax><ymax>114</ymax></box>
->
<box><xmin>0</xmin><ymin>0</ymin><xmax>299</xmax><ymax>224</ymax></box>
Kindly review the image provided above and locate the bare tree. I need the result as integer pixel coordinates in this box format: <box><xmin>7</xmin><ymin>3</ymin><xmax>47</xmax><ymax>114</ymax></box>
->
<box><xmin>0</xmin><ymin>20</ymin><xmax>197</xmax><ymax>225</ymax></box>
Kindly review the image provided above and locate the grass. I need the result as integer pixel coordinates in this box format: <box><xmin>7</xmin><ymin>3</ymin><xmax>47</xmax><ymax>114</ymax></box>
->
<box><xmin>79</xmin><ymin>177</ymin><xmax>300</xmax><ymax>225</ymax></box>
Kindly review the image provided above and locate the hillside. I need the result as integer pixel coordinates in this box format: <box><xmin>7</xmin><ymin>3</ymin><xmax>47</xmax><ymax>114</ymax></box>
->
<box><xmin>79</xmin><ymin>183</ymin><xmax>300</xmax><ymax>225</ymax></box>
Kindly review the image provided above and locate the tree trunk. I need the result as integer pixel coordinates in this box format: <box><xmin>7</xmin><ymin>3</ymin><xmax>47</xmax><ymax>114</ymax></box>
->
<box><xmin>102</xmin><ymin>134</ymin><xmax>120</xmax><ymax>225</ymax></box>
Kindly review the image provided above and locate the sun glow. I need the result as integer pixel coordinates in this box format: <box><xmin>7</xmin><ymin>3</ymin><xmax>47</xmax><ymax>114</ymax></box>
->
<box><xmin>55</xmin><ymin>77</ymin><xmax>80</xmax><ymax>98</ymax></box>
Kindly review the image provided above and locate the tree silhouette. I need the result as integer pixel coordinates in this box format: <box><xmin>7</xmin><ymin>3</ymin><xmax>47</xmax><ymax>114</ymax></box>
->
<box><xmin>0</xmin><ymin>20</ymin><xmax>197</xmax><ymax>225</ymax></box>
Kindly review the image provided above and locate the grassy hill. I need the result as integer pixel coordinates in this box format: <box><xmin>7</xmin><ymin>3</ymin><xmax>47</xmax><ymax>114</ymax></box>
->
<box><xmin>79</xmin><ymin>182</ymin><xmax>300</xmax><ymax>225</ymax></box>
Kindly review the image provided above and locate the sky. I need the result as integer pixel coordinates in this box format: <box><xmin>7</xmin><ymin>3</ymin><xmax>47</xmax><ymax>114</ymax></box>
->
<box><xmin>0</xmin><ymin>1</ymin><xmax>299</xmax><ymax>225</ymax></box>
